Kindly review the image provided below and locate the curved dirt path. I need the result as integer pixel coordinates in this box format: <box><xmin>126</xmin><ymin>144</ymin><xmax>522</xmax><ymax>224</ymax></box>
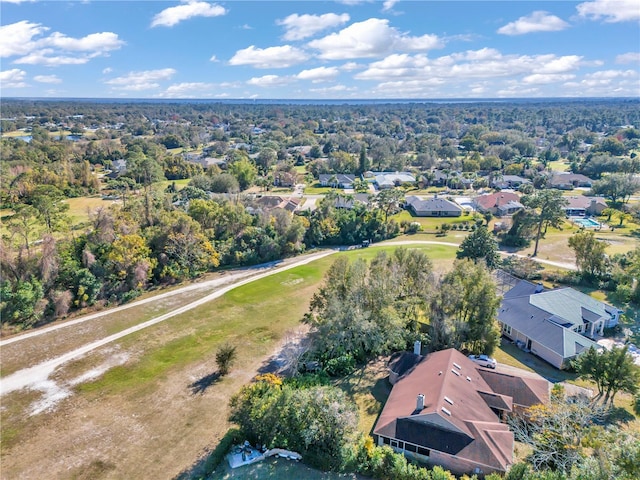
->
<box><xmin>0</xmin><ymin>250</ymin><xmax>337</xmax><ymax>396</ymax></box>
<box><xmin>0</xmin><ymin>262</ymin><xmax>288</xmax><ymax>347</ymax></box>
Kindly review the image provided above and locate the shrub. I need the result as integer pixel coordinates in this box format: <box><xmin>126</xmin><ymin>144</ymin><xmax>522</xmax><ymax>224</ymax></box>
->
<box><xmin>324</xmin><ymin>353</ymin><xmax>356</xmax><ymax>377</ymax></box>
<box><xmin>216</xmin><ymin>343</ymin><xmax>237</xmax><ymax>375</ymax></box>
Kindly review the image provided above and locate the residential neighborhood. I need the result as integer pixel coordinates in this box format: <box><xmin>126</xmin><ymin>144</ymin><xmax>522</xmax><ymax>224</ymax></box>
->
<box><xmin>1</xmin><ymin>97</ymin><xmax>639</xmax><ymax>480</ymax></box>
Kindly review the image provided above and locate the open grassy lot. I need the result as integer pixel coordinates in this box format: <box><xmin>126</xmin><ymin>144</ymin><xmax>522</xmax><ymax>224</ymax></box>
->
<box><xmin>158</xmin><ymin>178</ymin><xmax>191</xmax><ymax>190</ymax></box>
<box><xmin>0</xmin><ymin>244</ymin><xmax>457</xmax><ymax>480</ymax></box>
<box><xmin>391</xmin><ymin>210</ymin><xmax>479</xmax><ymax>232</ymax></box>
<box><xmin>64</xmin><ymin>196</ymin><xmax>121</xmax><ymax>226</ymax></box>
<box><xmin>546</xmin><ymin>159</ymin><xmax>570</xmax><ymax>172</ymax></box>
<box><xmin>303</xmin><ymin>184</ymin><xmax>335</xmax><ymax>195</ymax></box>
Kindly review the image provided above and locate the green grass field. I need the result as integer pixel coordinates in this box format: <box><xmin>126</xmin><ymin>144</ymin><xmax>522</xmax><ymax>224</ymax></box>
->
<box><xmin>392</xmin><ymin>210</ymin><xmax>479</xmax><ymax>231</ymax></box>
<box><xmin>75</xmin><ymin>244</ymin><xmax>457</xmax><ymax>396</ymax></box>
<box><xmin>303</xmin><ymin>184</ymin><xmax>335</xmax><ymax>195</ymax></box>
<box><xmin>64</xmin><ymin>196</ymin><xmax>120</xmax><ymax>226</ymax></box>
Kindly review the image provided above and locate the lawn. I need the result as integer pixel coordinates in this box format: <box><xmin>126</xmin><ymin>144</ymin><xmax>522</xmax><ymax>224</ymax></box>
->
<box><xmin>64</xmin><ymin>196</ymin><xmax>120</xmax><ymax>226</ymax></box>
<box><xmin>158</xmin><ymin>178</ymin><xmax>191</xmax><ymax>190</ymax></box>
<box><xmin>333</xmin><ymin>359</ymin><xmax>391</xmax><ymax>436</ymax></box>
<box><xmin>303</xmin><ymin>184</ymin><xmax>335</xmax><ymax>195</ymax></box>
<box><xmin>391</xmin><ymin>210</ymin><xmax>480</xmax><ymax>232</ymax></box>
<box><xmin>546</xmin><ymin>160</ymin><xmax>570</xmax><ymax>172</ymax></box>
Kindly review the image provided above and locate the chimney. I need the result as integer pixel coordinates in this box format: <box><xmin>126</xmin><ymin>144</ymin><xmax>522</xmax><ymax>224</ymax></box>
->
<box><xmin>417</xmin><ymin>394</ymin><xmax>425</xmax><ymax>411</ymax></box>
<box><xmin>414</xmin><ymin>340</ymin><xmax>422</xmax><ymax>356</ymax></box>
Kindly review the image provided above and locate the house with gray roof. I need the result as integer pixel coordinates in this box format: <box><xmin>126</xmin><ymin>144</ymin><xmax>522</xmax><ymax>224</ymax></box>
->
<box><xmin>406</xmin><ymin>195</ymin><xmax>462</xmax><ymax>217</ymax></box>
<box><xmin>319</xmin><ymin>173</ymin><xmax>356</xmax><ymax>188</ymax></box>
<box><xmin>369</xmin><ymin>172</ymin><xmax>416</xmax><ymax>189</ymax></box>
<box><xmin>498</xmin><ymin>280</ymin><xmax>621</xmax><ymax>369</ymax></box>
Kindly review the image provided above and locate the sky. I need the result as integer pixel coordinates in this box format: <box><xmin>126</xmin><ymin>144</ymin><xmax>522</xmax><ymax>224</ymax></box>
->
<box><xmin>0</xmin><ymin>0</ymin><xmax>639</xmax><ymax>99</ymax></box>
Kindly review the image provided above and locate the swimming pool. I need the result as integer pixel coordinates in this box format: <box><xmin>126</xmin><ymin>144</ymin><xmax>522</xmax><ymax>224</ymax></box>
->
<box><xmin>573</xmin><ymin>217</ymin><xmax>600</xmax><ymax>228</ymax></box>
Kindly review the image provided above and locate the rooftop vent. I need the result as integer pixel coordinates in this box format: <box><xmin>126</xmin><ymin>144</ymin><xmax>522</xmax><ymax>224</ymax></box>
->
<box><xmin>417</xmin><ymin>394</ymin><xmax>425</xmax><ymax>411</ymax></box>
<box><xmin>451</xmin><ymin>369</ymin><xmax>461</xmax><ymax>377</ymax></box>
<box><xmin>444</xmin><ymin>396</ymin><xmax>454</xmax><ymax>405</ymax></box>
<box><xmin>441</xmin><ymin>406</ymin><xmax>451</xmax><ymax>416</ymax></box>
<box><xmin>453</xmin><ymin>362</ymin><xmax>462</xmax><ymax>370</ymax></box>
<box><xmin>466</xmin><ymin>376</ymin><xmax>472</xmax><ymax>382</ymax></box>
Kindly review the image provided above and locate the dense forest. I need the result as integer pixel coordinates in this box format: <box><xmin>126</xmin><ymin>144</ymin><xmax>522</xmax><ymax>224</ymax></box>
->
<box><xmin>2</xmin><ymin>99</ymin><xmax>639</xmax><ymax>330</ymax></box>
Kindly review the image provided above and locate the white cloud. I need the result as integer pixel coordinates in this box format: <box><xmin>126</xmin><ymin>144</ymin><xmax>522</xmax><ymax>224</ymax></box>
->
<box><xmin>576</xmin><ymin>0</ymin><xmax>640</xmax><ymax>22</ymax></box>
<box><xmin>151</xmin><ymin>1</ymin><xmax>227</xmax><ymax>28</ymax></box>
<box><xmin>34</xmin><ymin>74</ymin><xmax>62</xmax><ymax>84</ymax></box>
<box><xmin>45</xmin><ymin>32</ymin><xmax>124</xmax><ymax>52</ymax></box>
<box><xmin>246</xmin><ymin>75</ymin><xmax>293</xmax><ymax>87</ymax></box>
<box><xmin>229</xmin><ymin>45</ymin><xmax>307</xmax><ymax>68</ymax></box>
<box><xmin>0</xmin><ymin>69</ymin><xmax>28</xmax><ymax>88</ymax></box>
<box><xmin>209</xmin><ymin>55</ymin><xmax>218</xmax><ymax>62</ymax></box>
<box><xmin>277</xmin><ymin>13</ymin><xmax>350</xmax><ymax>41</ymax></box>
<box><xmin>102</xmin><ymin>67</ymin><xmax>113</xmax><ymax>74</ymax></box>
<box><xmin>309</xmin><ymin>84</ymin><xmax>357</xmax><ymax>95</ymax></box>
<box><xmin>15</xmin><ymin>49</ymin><xmax>95</xmax><ymax>66</ymax></box>
<box><xmin>355</xmin><ymin>50</ymin><xmax>590</xmax><ymax>92</ymax></box>
<box><xmin>0</xmin><ymin>20</ymin><xmax>124</xmax><ymax>66</ymax></box>
<box><xmin>105</xmin><ymin>68</ymin><xmax>176</xmax><ymax>91</ymax></box>
<box><xmin>496</xmin><ymin>86</ymin><xmax>542</xmax><ymax>97</ymax></box>
<box><xmin>2</xmin><ymin>0</ymin><xmax>36</xmax><ymax>3</ymax></box>
<box><xmin>616</xmin><ymin>52</ymin><xmax>640</xmax><ymax>64</ymax></box>
<box><xmin>382</xmin><ymin>0</ymin><xmax>400</xmax><ymax>12</ymax></box>
<box><xmin>341</xmin><ymin>62</ymin><xmax>363</xmax><ymax>71</ymax></box>
<box><xmin>157</xmin><ymin>82</ymin><xmax>215</xmax><ymax>98</ymax></box>
<box><xmin>308</xmin><ymin>18</ymin><xmax>442</xmax><ymax>60</ymax></box>
<box><xmin>497</xmin><ymin>11</ymin><xmax>570</xmax><ymax>35</ymax></box>
<box><xmin>563</xmin><ymin>69</ymin><xmax>639</xmax><ymax>96</ymax></box>
<box><xmin>297</xmin><ymin>66</ymin><xmax>339</xmax><ymax>82</ymax></box>
<box><xmin>588</xmin><ymin>69</ymin><xmax>637</xmax><ymax>79</ymax></box>
<box><xmin>522</xmin><ymin>73</ymin><xmax>576</xmax><ymax>84</ymax></box>
<box><xmin>0</xmin><ymin>21</ymin><xmax>48</xmax><ymax>57</ymax></box>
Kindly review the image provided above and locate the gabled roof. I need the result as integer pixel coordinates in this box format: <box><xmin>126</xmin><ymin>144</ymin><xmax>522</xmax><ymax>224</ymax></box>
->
<box><xmin>563</xmin><ymin>196</ymin><xmax>608</xmax><ymax>209</ymax></box>
<box><xmin>549</xmin><ymin>173</ymin><xmax>593</xmax><ymax>185</ymax></box>
<box><xmin>529</xmin><ymin>288</ymin><xmax>609</xmax><ymax>329</ymax></box>
<box><xmin>374</xmin><ymin>172</ymin><xmax>416</xmax><ymax>186</ymax></box>
<box><xmin>318</xmin><ymin>173</ymin><xmax>356</xmax><ymax>184</ymax></box>
<box><xmin>407</xmin><ymin>196</ymin><xmax>462</xmax><ymax>212</ymax></box>
<box><xmin>477</xmin><ymin>370</ymin><xmax>549</xmax><ymax>407</ymax></box>
<box><xmin>475</xmin><ymin>192</ymin><xmax>521</xmax><ymax>211</ymax></box>
<box><xmin>499</xmin><ymin>281</ymin><xmax>603</xmax><ymax>359</ymax></box>
<box><xmin>374</xmin><ymin>349</ymin><xmax>514</xmax><ymax>472</ymax></box>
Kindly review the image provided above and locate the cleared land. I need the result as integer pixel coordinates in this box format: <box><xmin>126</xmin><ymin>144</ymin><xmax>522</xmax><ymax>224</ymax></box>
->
<box><xmin>2</xmin><ymin>239</ymin><xmax>637</xmax><ymax>479</ymax></box>
<box><xmin>0</xmin><ymin>244</ymin><xmax>457</xmax><ymax>480</ymax></box>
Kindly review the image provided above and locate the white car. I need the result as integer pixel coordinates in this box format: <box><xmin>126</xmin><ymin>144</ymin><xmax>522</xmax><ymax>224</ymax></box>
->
<box><xmin>468</xmin><ymin>354</ymin><xmax>497</xmax><ymax>369</ymax></box>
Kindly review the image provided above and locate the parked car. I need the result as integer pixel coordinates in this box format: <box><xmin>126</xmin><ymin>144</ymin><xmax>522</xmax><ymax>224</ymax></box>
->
<box><xmin>468</xmin><ymin>354</ymin><xmax>497</xmax><ymax>369</ymax></box>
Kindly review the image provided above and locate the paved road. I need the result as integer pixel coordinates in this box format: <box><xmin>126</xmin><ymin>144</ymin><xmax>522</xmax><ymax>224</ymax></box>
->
<box><xmin>0</xmin><ymin>249</ymin><xmax>337</xmax><ymax>396</ymax></box>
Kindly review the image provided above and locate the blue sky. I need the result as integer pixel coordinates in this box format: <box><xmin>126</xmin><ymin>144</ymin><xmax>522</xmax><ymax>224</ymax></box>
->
<box><xmin>1</xmin><ymin>0</ymin><xmax>638</xmax><ymax>99</ymax></box>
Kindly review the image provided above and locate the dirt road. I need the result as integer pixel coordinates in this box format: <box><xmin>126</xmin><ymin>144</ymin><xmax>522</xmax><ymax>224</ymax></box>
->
<box><xmin>0</xmin><ymin>249</ymin><xmax>337</xmax><ymax>397</ymax></box>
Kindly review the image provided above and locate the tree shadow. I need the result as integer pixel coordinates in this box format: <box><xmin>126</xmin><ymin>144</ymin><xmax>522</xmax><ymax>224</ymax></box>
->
<box><xmin>173</xmin><ymin>427</ymin><xmax>242</xmax><ymax>480</ymax></box>
<box><xmin>606</xmin><ymin>406</ymin><xmax>636</xmax><ymax>426</ymax></box>
<box><xmin>189</xmin><ymin>371</ymin><xmax>221</xmax><ymax>395</ymax></box>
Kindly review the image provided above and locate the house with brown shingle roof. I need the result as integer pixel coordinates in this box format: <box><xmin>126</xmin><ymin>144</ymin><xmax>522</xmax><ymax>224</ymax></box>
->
<box><xmin>374</xmin><ymin>348</ymin><xmax>548</xmax><ymax>476</ymax></box>
<box><xmin>563</xmin><ymin>196</ymin><xmax>608</xmax><ymax>217</ymax></box>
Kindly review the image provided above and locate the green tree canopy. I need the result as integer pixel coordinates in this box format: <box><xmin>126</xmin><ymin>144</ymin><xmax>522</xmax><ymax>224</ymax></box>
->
<box><xmin>567</xmin><ymin>231</ymin><xmax>608</xmax><ymax>278</ymax></box>
<box><xmin>456</xmin><ymin>225</ymin><xmax>500</xmax><ymax>269</ymax></box>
